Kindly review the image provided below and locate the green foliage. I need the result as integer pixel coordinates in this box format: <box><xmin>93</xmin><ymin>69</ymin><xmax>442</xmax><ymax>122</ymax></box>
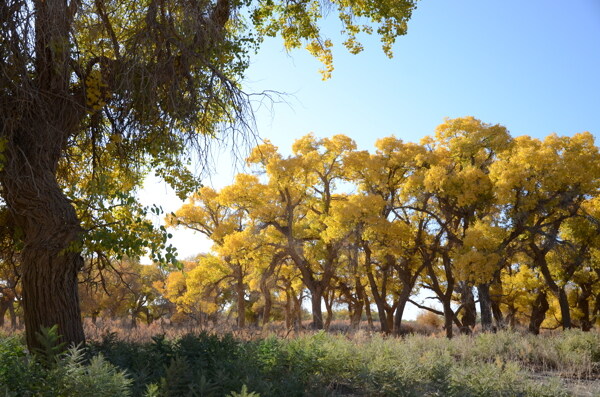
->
<box><xmin>0</xmin><ymin>332</ymin><xmax>131</xmax><ymax>396</ymax></box>
<box><xmin>33</xmin><ymin>325</ymin><xmax>67</xmax><ymax>368</ymax></box>
<box><xmin>3</xmin><ymin>330</ymin><xmax>594</xmax><ymax>396</ymax></box>
<box><xmin>227</xmin><ymin>384</ymin><xmax>261</xmax><ymax>397</ymax></box>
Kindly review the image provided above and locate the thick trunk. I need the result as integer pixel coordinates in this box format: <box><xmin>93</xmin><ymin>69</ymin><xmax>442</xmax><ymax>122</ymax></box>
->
<box><xmin>458</xmin><ymin>283</ymin><xmax>476</xmax><ymax>334</ymax></box>
<box><xmin>393</xmin><ymin>286</ymin><xmax>412</xmax><ymax>336</ymax></box>
<box><xmin>491</xmin><ymin>299</ymin><xmax>505</xmax><ymax>330</ymax></box>
<box><xmin>0</xmin><ymin>0</ymin><xmax>86</xmax><ymax>351</ymax></box>
<box><xmin>349</xmin><ymin>301</ymin><xmax>363</xmax><ymax>330</ymax></box>
<box><xmin>557</xmin><ymin>289</ymin><xmax>572</xmax><ymax>330</ymax></box>
<box><xmin>0</xmin><ymin>301</ymin><xmax>7</xmax><ymax>327</ymax></box>
<box><xmin>576</xmin><ymin>289</ymin><xmax>592</xmax><ymax>331</ymax></box>
<box><xmin>528</xmin><ymin>291</ymin><xmax>549</xmax><ymax>335</ymax></box>
<box><xmin>310</xmin><ymin>287</ymin><xmax>324</xmax><ymax>330</ymax></box>
<box><xmin>477</xmin><ymin>284</ymin><xmax>495</xmax><ymax>332</ymax></box>
<box><xmin>490</xmin><ymin>278</ymin><xmax>506</xmax><ymax>329</ymax></box>
<box><xmin>4</xmin><ymin>157</ymin><xmax>86</xmax><ymax>349</ymax></box>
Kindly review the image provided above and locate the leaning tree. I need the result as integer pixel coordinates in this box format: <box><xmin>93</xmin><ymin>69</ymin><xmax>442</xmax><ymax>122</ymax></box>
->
<box><xmin>0</xmin><ymin>0</ymin><xmax>419</xmax><ymax>349</ymax></box>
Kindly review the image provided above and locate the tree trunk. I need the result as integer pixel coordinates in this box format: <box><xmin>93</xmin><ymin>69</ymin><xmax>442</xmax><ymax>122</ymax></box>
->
<box><xmin>458</xmin><ymin>283</ymin><xmax>476</xmax><ymax>334</ymax></box>
<box><xmin>535</xmin><ymin>246</ymin><xmax>572</xmax><ymax>330</ymax></box>
<box><xmin>294</xmin><ymin>293</ymin><xmax>303</xmax><ymax>330</ymax></box>
<box><xmin>442</xmin><ymin>300</ymin><xmax>454</xmax><ymax>339</ymax></box>
<box><xmin>0</xmin><ymin>300</ymin><xmax>7</xmax><ymax>327</ymax></box>
<box><xmin>6</xmin><ymin>167</ymin><xmax>86</xmax><ymax>349</ymax></box>
<box><xmin>235</xmin><ymin>276</ymin><xmax>246</xmax><ymax>328</ymax></box>
<box><xmin>557</xmin><ymin>288</ymin><xmax>572</xmax><ymax>330</ymax></box>
<box><xmin>528</xmin><ymin>291</ymin><xmax>549</xmax><ymax>335</ymax></box>
<box><xmin>576</xmin><ymin>287</ymin><xmax>592</xmax><ymax>331</ymax></box>
<box><xmin>349</xmin><ymin>301</ymin><xmax>363</xmax><ymax>330</ymax></box>
<box><xmin>8</xmin><ymin>301</ymin><xmax>17</xmax><ymax>329</ymax></box>
<box><xmin>284</xmin><ymin>288</ymin><xmax>292</xmax><ymax>329</ymax></box>
<box><xmin>324</xmin><ymin>291</ymin><xmax>335</xmax><ymax>331</ymax></box>
<box><xmin>393</xmin><ymin>286</ymin><xmax>412</xmax><ymax>336</ymax></box>
<box><xmin>490</xmin><ymin>277</ymin><xmax>506</xmax><ymax>329</ymax></box>
<box><xmin>364</xmin><ymin>297</ymin><xmax>374</xmax><ymax>331</ymax></box>
<box><xmin>477</xmin><ymin>283</ymin><xmax>495</xmax><ymax>332</ymax></box>
<box><xmin>310</xmin><ymin>286</ymin><xmax>324</xmax><ymax>330</ymax></box>
<box><xmin>262</xmin><ymin>294</ymin><xmax>272</xmax><ymax>327</ymax></box>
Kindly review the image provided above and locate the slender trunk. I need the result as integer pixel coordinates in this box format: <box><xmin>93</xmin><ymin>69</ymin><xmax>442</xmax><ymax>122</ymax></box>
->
<box><xmin>442</xmin><ymin>300</ymin><xmax>454</xmax><ymax>339</ymax></box>
<box><xmin>284</xmin><ymin>288</ymin><xmax>292</xmax><ymax>329</ymax></box>
<box><xmin>235</xmin><ymin>276</ymin><xmax>245</xmax><ymax>328</ymax></box>
<box><xmin>477</xmin><ymin>283</ymin><xmax>494</xmax><ymax>332</ymax></box>
<box><xmin>262</xmin><ymin>295</ymin><xmax>272</xmax><ymax>327</ymax></box>
<box><xmin>294</xmin><ymin>293</ymin><xmax>303</xmax><ymax>330</ymax></box>
<box><xmin>324</xmin><ymin>296</ymin><xmax>333</xmax><ymax>331</ymax></box>
<box><xmin>364</xmin><ymin>296</ymin><xmax>374</xmax><ymax>330</ymax></box>
<box><xmin>8</xmin><ymin>301</ymin><xmax>17</xmax><ymax>329</ymax></box>
<box><xmin>535</xmin><ymin>246</ymin><xmax>572</xmax><ymax>329</ymax></box>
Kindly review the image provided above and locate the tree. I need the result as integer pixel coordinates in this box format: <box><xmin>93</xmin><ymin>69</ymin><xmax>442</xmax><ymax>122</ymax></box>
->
<box><xmin>0</xmin><ymin>0</ymin><xmax>419</xmax><ymax>348</ymax></box>
<box><xmin>490</xmin><ymin>133</ymin><xmax>600</xmax><ymax>329</ymax></box>
<box><xmin>246</xmin><ymin>135</ymin><xmax>357</xmax><ymax>329</ymax></box>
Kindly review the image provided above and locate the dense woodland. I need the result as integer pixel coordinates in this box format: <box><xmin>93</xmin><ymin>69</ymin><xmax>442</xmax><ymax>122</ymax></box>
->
<box><xmin>3</xmin><ymin>117</ymin><xmax>598</xmax><ymax>339</ymax></box>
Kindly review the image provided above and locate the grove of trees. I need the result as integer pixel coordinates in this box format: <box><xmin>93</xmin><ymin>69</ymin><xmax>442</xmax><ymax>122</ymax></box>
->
<box><xmin>160</xmin><ymin>117</ymin><xmax>600</xmax><ymax>337</ymax></box>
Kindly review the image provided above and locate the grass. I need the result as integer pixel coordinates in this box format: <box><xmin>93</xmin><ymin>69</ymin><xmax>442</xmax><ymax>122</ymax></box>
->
<box><xmin>1</xmin><ymin>326</ymin><xmax>599</xmax><ymax>396</ymax></box>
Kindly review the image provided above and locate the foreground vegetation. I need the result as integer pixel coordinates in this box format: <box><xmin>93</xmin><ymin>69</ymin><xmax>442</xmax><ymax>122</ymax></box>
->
<box><xmin>1</xmin><ymin>329</ymin><xmax>598</xmax><ymax>396</ymax></box>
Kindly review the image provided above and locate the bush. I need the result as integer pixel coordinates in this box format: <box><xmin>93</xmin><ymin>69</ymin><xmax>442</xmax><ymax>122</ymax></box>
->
<box><xmin>0</xmin><ymin>333</ymin><xmax>131</xmax><ymax>396</ymax></box>
<box><xmin>3</xmin><ymin>329</ymin><xmax>594</xmax><ymax>396</ymax></box>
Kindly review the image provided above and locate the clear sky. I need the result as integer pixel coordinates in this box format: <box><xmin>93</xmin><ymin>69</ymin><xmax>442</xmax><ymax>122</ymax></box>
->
<box><xmin>140</xmin><ymin>0</ymin><xmax>600</xmax><ymax>316</ymax></box>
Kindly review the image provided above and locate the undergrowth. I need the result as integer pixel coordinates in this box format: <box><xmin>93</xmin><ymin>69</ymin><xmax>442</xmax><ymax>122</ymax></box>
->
<box><xmin>1</xmin><ymin>329</ymin><xmax>598</xmax><ymax>396</ymax></box>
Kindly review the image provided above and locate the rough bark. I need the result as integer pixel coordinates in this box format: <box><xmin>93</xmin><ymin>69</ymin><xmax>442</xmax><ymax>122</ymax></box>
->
<box><xmin>477</xmin><ymin>283</ymin><xmax>495</xmax><ymax>332</ymax></box>
<box><xmin>393</xmin><ymin>286</ymin><xmax>412</xmax><ymax>336</ymax></box>
<box><xmin>528</xmin><ymin>291</ymin><xmax>549</xmax><ymax>335</ymax></box>
<box><xmin>310</xmin><ymin>286</ymin><xmax>324</xmax><ymax>330</ymax></box>
<box><xmin>458</xmin><ymin>283</ymin><xmax>476</xmax><ymax>333</ymax></box>
<box><xmin>442</xmin><ymin>300</ymin><xmax>454</xmax><ymax>339</ymax></box>
<box><xmin>0</xmin><ymin>0</ymin><xmax>86</xmax><ymax>350</ymax></box>
<box><xmin>576</xmin><ymin>286</ymin><xmax>592</xmax><ymax>331</ymax></box>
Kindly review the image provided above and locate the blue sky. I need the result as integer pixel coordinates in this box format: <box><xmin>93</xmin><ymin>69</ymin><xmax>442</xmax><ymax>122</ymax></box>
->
<box><xmin>244</xmin><ymin>0</ymin><xmax>600</xmax><ymax>153</ymax></box>
<box><xmin>142</xmin><ymin>0</ymin><xmax>600</xmax><ymax>315</ymax></box>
